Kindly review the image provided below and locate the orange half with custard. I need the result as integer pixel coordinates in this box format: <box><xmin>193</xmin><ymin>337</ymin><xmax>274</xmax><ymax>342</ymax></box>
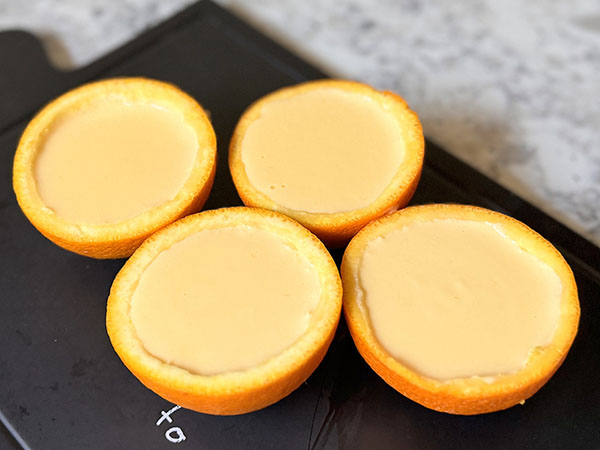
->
<box><xmin>229</xmin><ymin>79</ymin><xmax>424</xmax><ymax>247</ymax></box>
<box><xmin>107</xmin><ymin>207</ymin><xmax>342</xmax><ymax>414</ymax></box>
<box><xmin>342</xmin><ymin>204</ymin><xmax>580</xmax><ymax>414</ymax></box>
<box><xmin>13</xmin><ymin>77</ymin><xmax>216</xmax><ymax>259</ymax></box>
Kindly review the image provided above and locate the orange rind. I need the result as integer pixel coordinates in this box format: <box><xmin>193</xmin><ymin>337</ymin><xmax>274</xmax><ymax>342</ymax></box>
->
<box><xmin>229</xmin><ymin>79</ymin><xmax>424</xmax><ymax>247</ymax></box>
<box><xmin>106</xmin><ymin>207</ymin><xmax>342</xmax><ymax>415</ymax></box>
<box><xmin>13</xmin><ymin>77</ymin><xmax>216</xmax><ymax>259</ymax></box>
<box><xmin>341</xmin><ymin>203</ymin><xmax>580</xmax><ymax>415</ymax></box>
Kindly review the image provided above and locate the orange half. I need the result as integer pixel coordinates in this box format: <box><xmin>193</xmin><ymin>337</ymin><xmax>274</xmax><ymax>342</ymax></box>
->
<box><xmin>13</xmin><ymin>77</ymin><xmax>217</xmax><ymax>259</ymax></box>
<box><xmin>229</xmin><ymin>79</ymin><xmax>424</xmax><ymax>247</ymax></box>
<box><xmin>106</xmin><ymin>207</ymin><xmax>342</xmax><ymax>415</ymax></box>
<box><xmin>342</xmin><ymin>204</ymin><xmax>580</xmax><ymax>415</ymax></box>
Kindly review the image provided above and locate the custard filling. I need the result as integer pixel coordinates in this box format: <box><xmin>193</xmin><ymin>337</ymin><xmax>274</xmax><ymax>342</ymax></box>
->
<box><xmin>358</xmin><ymin>219</ymin><xmax>562</xmax><ymax>381</ymax></box>
<box><xmin>34</xmin><ymin>99</ymin><xmax>198</xmax><ymax>224</ymax></box>
<box><xmin>130</xmin><ymin>226</ymin><xmax>321</xmax><ymax>375</ymax></box>
<box><xmin>240</xmin><ymin>88</ymin><xmax>405</xmax><ymax>213</ymax></box>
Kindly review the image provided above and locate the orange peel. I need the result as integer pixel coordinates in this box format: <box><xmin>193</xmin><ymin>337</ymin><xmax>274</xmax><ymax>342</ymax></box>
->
<box><xmin>229</xmin><ymin>79</ymin><xmax>424</xmax><ymax>247</ymax></box>
<box><xmin>13</xmin><ymin>77</ymin><xmax>216</xmax><ymax>259</ymax></box>
<box><xmin>106</xmin><ymin>207</ymin><xmax>342</xmax><ymax>415</ymax></box>
<box><xmin>341</xmin><ymin>203</ymin><xmax>580</xmax><ymax>414</ymax></box>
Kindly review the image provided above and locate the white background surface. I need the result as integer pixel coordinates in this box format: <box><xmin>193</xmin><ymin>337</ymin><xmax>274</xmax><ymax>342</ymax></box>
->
<box><xmin>1</xmin><ymin>0</ymin><xmax>599</xmax><ymax>246</ymax></box>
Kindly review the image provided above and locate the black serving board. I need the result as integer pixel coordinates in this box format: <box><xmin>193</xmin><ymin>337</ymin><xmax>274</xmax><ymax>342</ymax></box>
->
<box><xmin>0</xmin><ymin>2</ymin><xmax>599</xmax><ymax>449</ymax></box>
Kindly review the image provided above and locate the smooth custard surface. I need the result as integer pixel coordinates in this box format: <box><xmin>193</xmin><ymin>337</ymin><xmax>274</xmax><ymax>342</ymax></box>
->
<box><xmin>130</xmin><ymin>225</ymin><xmax>322</xmax><ymax>375</ymax></box>
<box><xmin>241</xmin><ymin>88</ymin><xmax>405</xmax><ymax>213</ymax></box>
<box><xmin>35</xmin><ymin>100</ymin><xmax>198</xmax><ymax>224</ymax></box>
<box><xmin>358</xmin><ymin>219</ymin><xmax>563</xmax><ymax>381</ymax></box>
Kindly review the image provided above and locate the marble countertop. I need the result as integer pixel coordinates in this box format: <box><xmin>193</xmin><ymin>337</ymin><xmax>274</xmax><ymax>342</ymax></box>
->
<box><xmin>1</xmin><ymin>0</ymin><xmax>598</xmax><ymax>247</ymax></box>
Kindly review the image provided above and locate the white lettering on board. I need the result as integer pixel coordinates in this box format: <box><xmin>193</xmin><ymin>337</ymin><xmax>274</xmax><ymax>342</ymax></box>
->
<box><xmin>165</xmin><ymin>427</ymin><xmax>187</xmax><ymax>443</ymax></box>
<box><xmin>156</xmin><ymin>405</ymin><xmax>182</xmax><ymax>426</ymax></box>
<box><xmin>156</xmin><ymin>405</ymin><xmax>186</xmax><ymax>444</ymax></box>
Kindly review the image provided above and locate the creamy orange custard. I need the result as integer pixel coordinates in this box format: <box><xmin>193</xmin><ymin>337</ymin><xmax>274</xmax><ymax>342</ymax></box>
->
<box><xmin>130</xmin><ymin>225</ymin><xmax>322</xmax><ymax>375</ymax></box>
<box><xmin>240</xmin><ymin>87</ymin><xmax>405</xmax><ymax>213</ymax></box>
<box><xmin>34</xmin><ymin>100</ymin><xmax>198</xmax><ymax>224</ymax></box>
<box><xmin>358</xmin><ymin>218</ymin><xmax>563</xmax><ymax>381</ymax></box>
